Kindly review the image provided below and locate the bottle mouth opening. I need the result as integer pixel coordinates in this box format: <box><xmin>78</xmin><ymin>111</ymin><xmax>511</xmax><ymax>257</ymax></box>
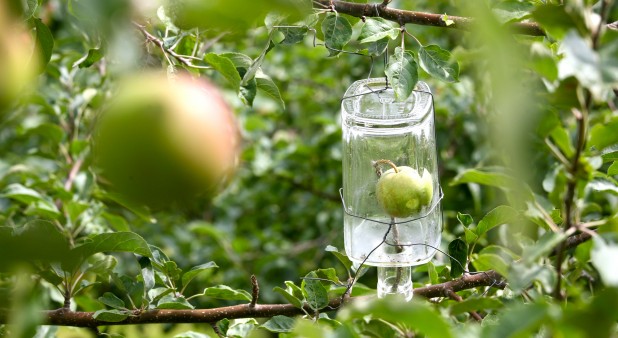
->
<box><xmin>341</xmin><ymin>78</ymin><xmax>433</xmax><ymax>124</ymax></box>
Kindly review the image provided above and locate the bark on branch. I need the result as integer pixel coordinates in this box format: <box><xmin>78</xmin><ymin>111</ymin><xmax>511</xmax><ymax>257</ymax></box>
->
<box><xmin>0</xmin><ymin>270</ymin><xmax>504</xmax><ymax>328</ymax></box>
<box><xmin>313</xmin><ymin>0</ymin><xmax>546</xmax><ymax>36</ymax></box>
<box><xmin>0</xmin><ymin>232</ymin><xmax>591</xmax><ymax>328</ymax></box>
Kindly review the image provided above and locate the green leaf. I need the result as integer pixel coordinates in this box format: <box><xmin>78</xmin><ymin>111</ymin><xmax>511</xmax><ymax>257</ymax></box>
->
<box><xmin>427</xmin><ymin>262</ymin><xmax>439</xmax><ymax>285</ymax></box>
<box><xmin>285</xmin><ymin>281</ymin><xmax>305</xmax><ymax>299</ymax></box>
<box><xmin>321</xmin><ymin>14</ymin><xmax>352</xmax><ymax>56</ymax></box>
<box><xmin>256</xmin><ymin>72</ymin><xmax>285</xmax><ymax>109</ymax></box>
<box><xmin>1</xmin><ymin>184</ymin><xmax>60</xmax><ymax>217</ymax></box>
<box><xmin>92</xmin><ymin>309</ymin><xmax>129</xmax><ymax>322</ymax></box>
<box><xmin>101</xmin><ymin>212</ymin><xmax>131</xmax><ymax>232</ymax></box>
<box><xmin>529</xmin><ymin>42</ymin><xmax>558</xmax><ymax>82</ymax></box>
<box><xmin>339</xmin><ymin>297</ymin><xmax>453</xmax><ymax>338</ymax></box>
<box><xmin>273</xmin><ymin>286</ymin><xmax>303</xmax><ymax>308</ymax></box>
<box><xmin>491</xmin><ymin>1</ymin><xmax>533</xmax><ymax>23</ymax></box>
<box><xmin>74</xmin><ymin>48</ymin><xmax>104</xmax><ymax>68</ymax></box>
<box><xmin>472</xmin><ymin>253</ymin><xmax>509</xmax><ymax>277</ymax></box>
<box><xmin>138</xmin><ymin>256</ymin><xmax>155</xmax><ymax>292</ymax></box>
<box><xmin>204</xmin><ymin>53</ymin><xmax>242</xmax><ymax>91</ymax></box>
<box><xmin>448</xmin><ymin>239</ymin><xmax>468</xmax><ymax>278</ymax></box>
<box><xmin>302</xmin><ymin>272</ymin><xmax>329</xmax><ymax>311</ymax></box>
<box><xmin>358</xmin><ymin>18</ymin><xmax>398</xmax><ymax>43</ymax></box>
<box><xmin>98</xmin><ymin>292</ymin><xmax>125</xmax><ymax>310</ymax></box>
<box><xmin>260</xmin><ymin>315</ymin><xmax>295</xmax><ymax>333</ymax></box>
<box><xmin>521</xmin><ymin>231</ymin><xmax>567</xmax><ymax>264</ymax></box>
<box><xmin>557</xmin><ymin>31</ymin><xmax>612</xmax><ymax>98</ymax></box>
<box><xmin>418</xmin><ymin>45</ymin><xmax>459</xmax><ymax>82</ymax></box>
<box><xmin>451</xmin><ymin>169</ymin><xmax>517</xmax><ymax>189</ymax></box>
<box><xmin>2</xmin><ymin>183</ymin><xmax>44</xmax><ymax>204</ymax></box>
<box><xmin>241</xmin><ymin>39</ymin><xmax>275</xmax><ymax>86</ymax></box>
<box><xmin>385</xmin><ymin>47</ymin><xmax>418</xmax><ymax>101</ymax></box>
<box><xmin>481</xmin><ymin>302</ymin><xmax>548</xmax><ymax>338</ymax></box>
<box><xmin>591</xmin><ymin>237</ymin><xmax>618</xmax><ymax>287</ymax></box>
<box><xmin>279</xmin><ymin>27</ymin><xmax>309</xmax><ymax>45</ymax></box>
<box><xmin>608</xmin><ymin>161</ymin><xmax>618</xmax><ymax>176</ymax></box>
<box><xmin>549</xmin><ymin>126</ymin><xmax>574</xmax><ymax>157</ymax></box>
<box><xmin>363</xmin><ymin>37</ymin><xmax>389</xmax><ymax>57</ymax></box>
<box><xmin>476</xmin><ymin>206</ymin><xmax>519</xmax><ymax>238</ymax></box>
<box><xmin>239</xmin><ymin>78</ymin><xmax>257</xmax><ymax>106</ymax></box>
<box><xmin>532</xmin><ymin>5</ymin><xmax>586</xmax><ymax>40</ymax></box>
<box><xmin>201</xmin><ymin>285</ymin><xmax>251</xmax><ymax>301</ymax></box>
<box><xmin>463</xmin><ymin>226</ymin><xmax>479</xmax><ymax>245</ymax></box>
<box><xmin>450</xmin><ymin>297</ymin><xmax>503</xmax><ymax>316</ymax></box>
<box><xmin>74</xmin><ymin>232</ymin><xmax>153</xmax><ymax>260</ymax></box>
<box><xmin>314</xmin><ymin>268</ymin><xmax>342</xmax><ymax>285</ymax></box>
<box><xmin>220</xmin><ymin>52</ymin><xmax>253</xmax><ymax>68</ymax></box>
<box><xmin>181</xmin><ymin>262</ymin><xmax>218</xmax><ymax>288</ymax></box>
<box><xmin>508</xmin><ymin>263</ymin><xmax>553</xmax><ymax>293</ymax></box>
<box><xmin>457</xmin><ymin>212</ymin><xmax>474</xmax><ymax>227</ymax></box>
<box><xmin>157</xmin><ymin>294</ymin><xmax>194</xmax><ymax>309</ymax></box>
<box><xmin>325</xmin><ymin>245</ymin><xmax>353</xmax><ymax>274</ymax></box>
<box><xmin>32</xmin><ymin>18</ymin><xmax>54</xmax><ymax>72</ymax></box>
<box><xmin>589</xmin><ymin>119</ymin><xmax>618</xmax><ymax>151</ymax></box>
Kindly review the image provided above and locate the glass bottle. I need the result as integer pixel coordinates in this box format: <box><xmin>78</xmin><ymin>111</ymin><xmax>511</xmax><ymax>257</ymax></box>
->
<box><xmin>341</xmin><ymin>78</ymin><xmax>442</xmax><ymax>300</ymax></box>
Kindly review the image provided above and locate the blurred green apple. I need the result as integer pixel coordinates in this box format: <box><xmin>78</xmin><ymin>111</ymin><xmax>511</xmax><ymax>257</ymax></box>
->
<box><xmin>93</xmin><ymin>72</ymin><xmax>240</xmax><ymax>209</ymax></box>
<box><xmin>376</xmin><ymin>166</ymin><xmax>434</xmax><ymax>218</ymax></box>
<box><xmin>0</xmin><ymin>11</ymin><xmax>37</xmax><ymax>116</ymax></box>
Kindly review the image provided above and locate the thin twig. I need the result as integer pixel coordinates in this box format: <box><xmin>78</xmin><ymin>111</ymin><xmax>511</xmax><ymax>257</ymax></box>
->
<box><xmin>133</xmin><ymin>22</ymin><xmax>210</xmax><ymax>69</ymax></box>
<box><xmin>250</xmin><ymin>275</ymin><xmax>259</xmax><ymax>308</ymax></box>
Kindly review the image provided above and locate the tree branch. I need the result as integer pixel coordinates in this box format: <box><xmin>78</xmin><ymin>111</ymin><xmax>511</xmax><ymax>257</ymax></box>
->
<box><xmin>0</xmin><ymin>231</ymin><xmax>591</xmax><ymax>328</ymax></box>
<box><xmin>0</xmin><ymin>270</ymin><xmax>503</xmax><ymax>328</ymax></box>
<box><xmin>313</xmin><ymin>0</ymin><xmax>546</xmax><ymax>36</ymax></box>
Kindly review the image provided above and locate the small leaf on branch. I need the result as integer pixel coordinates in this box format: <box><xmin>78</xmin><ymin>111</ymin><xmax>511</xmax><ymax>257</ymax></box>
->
<box><xmin>273</xmin><ymin>286</ymin><xmax>304</xmax><ymax>308</ymax></box>
<box><xmin>241</xmin><ymin>39</ymin><xmax>276</xmax><ymax>86</ymax></box>
<box><xmin>476</xmin><ymin>205</ymin><xmax>519</xmax><ymax>238</ymax></box>
<box><xmin>256</xmin><ymin>71</ymin><xmax>285</xmax><ymax>109</ymax></box>
<box><xmin>325</xmin><ymin>245</ymin><xmax>353</xmax><ymax>273</ymax></box>
<box><xmin>321</xmin><ymin>14</ymin><xmax>353</xmax><ymax>56</ymax></box>
<box><xmin>448</xmin><ymin>239</ymin><xmax>468</xmax><ymax>278</ymax></box>
<box><xmin>359</xmin><ymin>17</ymin><xmax>399</xmax><ymax>43</ymax></box>
<box><xmin>472</xmin><ymin>253</ymin><xmax>509</xmax><ymax>277</ymax></box>
<box><xmin>98</xmin><ymin>292</ymin><xmax>126</xmax><ymax>310</ymax></box>
<box><xmin>441</xmin><ymin>14</ymin><xmax>454</xmax><ymax>26</ymax></box>
<box><xmin>302</xmin><ymin>272</ymin><xmax>329</xmax><ymax>311</ymax></box>
<box><xmin>200</xmin><ymin>285</ymin><xmax>252</xmax><ymax>301</ymax></box>
<box><xmin>92</xmin><ymin>309</ymin><xmax>129</xmax><ymax>322</ymax></box>
<box><xmin>385</xmin><ymin>47</ymin><xmax>418</xmax><ymax>101</ymax></box>
<box><xmin>32</xmin><ymin>18</ymin><xmax>54</xmax><ymax>72</ymax></box>
<box><xmin>220</xmin><ymin>52</ymin><xmax>253</xmax><ymax>68</ymax></box>
<box><xmin>181</xmin><ymin>261</ymin><xmax>218</xmax><ymax>289</ymax></box>
<box><xmin>279</xmin><ymin>27</ymin><xmax>309</xmax><ymax>45</ymax></box>
<box><xmin>204</xmin><ymin>53</ymin><xmax>242</xmax><ymax>91</ymax></box>
<box><xmin>457</xmin><ymin>212</ymin><xmax>474</xmax><ymax>227</ymax></box>
<box><xmin>418</xmin><ymin>45</ymin><xmax>459</xmax><ymax>82</ymax></box>
<box><xmin>362</xmin><ymin>37</ymin><xmax>389</xmax><ymax>57</ymax></box>
<box><xmin>74</xmin><ymin>232</ymin><xmax>153</xmax><ymax>259</ymax></box>
<box><xmin>261</xmin><ymin>315</ymin><xmax>296</xmax><ymax>333</ymax></box>
<box><xmin>157</xmin><ymin>294</ymin><xmax>194</xmax><ymax>309</ymax></box>
<box><xmin>73</xmin><ymin>48</ymin><xmax>104</xmax><ymax>68</ymax></box>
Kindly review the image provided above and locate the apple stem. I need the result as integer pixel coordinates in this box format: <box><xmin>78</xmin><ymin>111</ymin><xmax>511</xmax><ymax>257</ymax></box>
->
<box><xmin>374</xmin><ymin>159</ymin><xmax>399</xmax><ymax>173</ymax></box>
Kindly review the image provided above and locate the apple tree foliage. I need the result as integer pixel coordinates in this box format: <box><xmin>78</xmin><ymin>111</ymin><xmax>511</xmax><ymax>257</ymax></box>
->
<box><xmin>1</xmin><ymin>0</ymin><xmax>618</xmax><ymax>337</ymax></box>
